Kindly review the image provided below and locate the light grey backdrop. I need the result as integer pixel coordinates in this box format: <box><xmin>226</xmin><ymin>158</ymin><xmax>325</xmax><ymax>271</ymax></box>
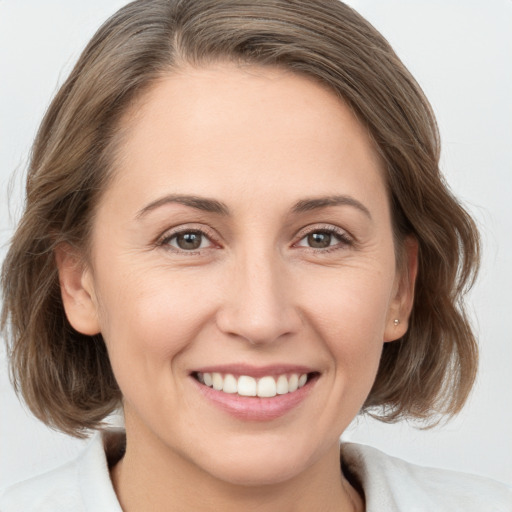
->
<box><xmin>1</xmin><ymin>0</ymin><xmax>511</xmax><ymax>488</ymax></box>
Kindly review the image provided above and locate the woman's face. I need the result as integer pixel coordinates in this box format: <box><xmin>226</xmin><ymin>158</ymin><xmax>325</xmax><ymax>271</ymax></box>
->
<box><xmin>61</xmin><ymin>63</ymin><xmax>414</xmax><ymax>485</ymax></box>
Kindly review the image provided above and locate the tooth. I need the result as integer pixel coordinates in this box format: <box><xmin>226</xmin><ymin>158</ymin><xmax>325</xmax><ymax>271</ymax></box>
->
<box><xmin>237</xmin><ymin>375</ymin><xmax>257</xmax><ymax>396</ymax></box>
<box><xmin>203</xmin><ymin>372</ymin><xmax>213</xmax><ymax>387</ymax></box>
<box><xmin>257</xmin><ymin>376</ymin><xmax>277</xmax><ymax>397</ymax></box>
<box><xmin>276</xmin><ymin>375</ymin><xmax>289</xmax><ymax>395</ymax></box>
<box><xmin>222</xmin><ymin>374</ymin><xmax>238</xmax><ymax>394</ymax></box>
<box><xmin>212</xmin><ymin>372</ymin><xmax>223</xmax><ymax>391</ymax></box>
<box><xmin>202</xmin><ymin>371</ymin><xmax>307</xmax><ymax>395</ymax></box>
<box><xmin>288</xmin><ymin>374</ymin><xmax>299</xmax><ymax>392</ymax></box>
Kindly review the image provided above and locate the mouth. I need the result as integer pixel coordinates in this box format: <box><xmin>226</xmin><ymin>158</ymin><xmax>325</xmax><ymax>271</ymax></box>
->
<box><xmin>192</xmin><ymin>370</ymin><xmax>319</xmax><ymax>398</ymax></box>
<box><xmin>190</xmin><ymin>366</ymin><xmax>319</xmax><ymax>421</ymax></box>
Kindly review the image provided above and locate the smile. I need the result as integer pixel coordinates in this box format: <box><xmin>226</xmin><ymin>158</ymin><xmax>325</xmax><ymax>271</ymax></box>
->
<box><xmin>195</xmin><ymin>372</ymin><xmax>309</xmax><ymax>397</ymax></box>
<box><xmin>191</xmin><ymin>366</ymin><xmax>319</xmax><ymax>421</ymax></box>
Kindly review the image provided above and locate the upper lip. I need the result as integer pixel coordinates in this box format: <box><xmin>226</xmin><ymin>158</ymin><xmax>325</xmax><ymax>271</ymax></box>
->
<box><xmin>191</xmin><ymin>364</ymin><xmax>317</xmax><ymax>378</ymax></box>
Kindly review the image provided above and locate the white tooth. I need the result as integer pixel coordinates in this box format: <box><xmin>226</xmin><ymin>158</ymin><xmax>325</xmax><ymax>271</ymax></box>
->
<box><xmin>298</xmin><ymin>373</ymin><xmax>308</xmax><ymax>388</ymax></box>
<box><xmin>237</xmin><ymin>375</ymin><xmax>257</xmax><ymax>396</ymax></box>
<box><xmin>276</xmin><ymin>375</ymin><xmax>289</xmax><ymax>395</ymax></box>
<box><xmin>257</xmin><ymin>376</ymin><xmax>277</xmax><ymax>397</ymax></box>
<box><xmin>203</xmin><ymin>372</ymin><xmax>213</xmax><ymax>387</ymax></box>
<box><xmin>212</xmin><ymin>372</ymin><xmax>223</xmax><ymax>391</ymax></box>
<box><xmin>222</xmin><ymin>374</ymin><xmax>238</xmax><ymax>394</ymax></box>
<box><xmin>288</xmin><ymin>374</ymin><xmax>299</xmax><ymax>392</ymax></box>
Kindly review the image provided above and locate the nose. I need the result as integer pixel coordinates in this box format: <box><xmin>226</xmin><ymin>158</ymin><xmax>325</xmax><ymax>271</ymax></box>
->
<box><xmin>215</xmin><ymin>249</ymin><xmax>301</xmax><ymax>345</ymax></box>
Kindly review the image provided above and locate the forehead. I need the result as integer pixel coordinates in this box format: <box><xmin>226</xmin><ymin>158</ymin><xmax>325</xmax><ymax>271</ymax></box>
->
<box><xmin>103</xmin><ymin>63</ymin><xmax>387</xmax><ymax>216</ymax></box>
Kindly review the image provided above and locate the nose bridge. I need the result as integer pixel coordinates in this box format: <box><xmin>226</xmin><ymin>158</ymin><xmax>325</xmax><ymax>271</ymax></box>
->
<box><xmin>216</xmin><ymin>243</ymin><xmax>299</xmax><ymax>345</ymax></box>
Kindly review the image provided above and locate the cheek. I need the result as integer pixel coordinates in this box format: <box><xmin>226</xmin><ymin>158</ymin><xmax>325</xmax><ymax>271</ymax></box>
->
<box><xmin>300</xmin><ymin>265</ymin><xmax>394</xmax><ymax>389</ymax></box>
<box><xmin>304</xmin><ymin>265</ymin><xmax>394</xmax><ymax>342</ymax></box>
<box><xmin>94</xmin><ymin>265</ymin><xmax>216</xmax><ymax>379</ymax></box>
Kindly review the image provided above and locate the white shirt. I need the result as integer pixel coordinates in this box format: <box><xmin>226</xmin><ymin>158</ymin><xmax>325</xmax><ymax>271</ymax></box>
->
<box><xmin>1</xmin><ymin>431</ymin><xmax>511</xmax><ymax>511</ymax></box>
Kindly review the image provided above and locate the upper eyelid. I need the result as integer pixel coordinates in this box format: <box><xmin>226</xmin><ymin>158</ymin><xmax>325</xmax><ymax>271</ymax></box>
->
<box><xmin>294</xmin><ymin>223</ymin><xmax>352</xmax><ymax>240</ymax></box>
<box><xmin>157</xmin><ymin>224</ymin><xmax>220</xmax><ymax>246</ymax></box>
<box><xmin>155</xmin><ymin>222</ymin><xmax>353</xmax><ymax>249</ymax></box>
<box><xmin>292</xmin><ymin>225</ymin><xmax>355</xmax><ymax>252</ymax></box>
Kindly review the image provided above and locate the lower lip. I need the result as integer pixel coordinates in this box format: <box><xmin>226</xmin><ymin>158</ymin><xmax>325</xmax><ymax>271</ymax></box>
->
<box><xmin>192</xmin><ymin>376</ymin><xmax>317</xmax><ymax>421</ymax></box>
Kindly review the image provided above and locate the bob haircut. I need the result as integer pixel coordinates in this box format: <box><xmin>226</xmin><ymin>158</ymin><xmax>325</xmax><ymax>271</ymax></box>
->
<box><xmin>1</xmin><ymin>0</ymin><xmax>479</xmax><ymax>437</ymax></box>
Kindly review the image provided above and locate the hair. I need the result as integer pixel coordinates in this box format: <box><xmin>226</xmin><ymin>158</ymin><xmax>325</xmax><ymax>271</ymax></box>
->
<box><xmin>1</xmin><ymin>0</ymin><xmax>479</xmax><ymax>437</ymax></box>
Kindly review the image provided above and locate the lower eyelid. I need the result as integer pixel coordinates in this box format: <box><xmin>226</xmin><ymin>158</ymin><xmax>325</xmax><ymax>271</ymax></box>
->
<box><xmin>156</xmin><ymin>225</ymin><xmax>353</xmax><ymax>252</ymax></box>
<box><xmin>295</xmin><ymin>228</ymin><xmax>352</xmax><ymax>246</ymax></box>
<box><xmin>157</xmin><ymin>227</ymin><xmax>217</xmax><ymax>250</ymax></box>
<box><xmin>173</xmin><ymin>233</ymin><xmax>211</xmax><ymax>249</ymax></box>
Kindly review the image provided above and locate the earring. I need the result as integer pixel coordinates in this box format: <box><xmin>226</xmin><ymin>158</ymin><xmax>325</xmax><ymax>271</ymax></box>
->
<box><xmin>393</xmin><ymin>319</ymin><xmax>400</xmax><ymax>326</ymax></box>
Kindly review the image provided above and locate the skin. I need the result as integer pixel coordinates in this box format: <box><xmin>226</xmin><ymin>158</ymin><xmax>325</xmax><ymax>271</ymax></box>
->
<box><xmin>57</xmin><ymin>63</ymin><xmax>417</xmax><ymax>512</ymax></box>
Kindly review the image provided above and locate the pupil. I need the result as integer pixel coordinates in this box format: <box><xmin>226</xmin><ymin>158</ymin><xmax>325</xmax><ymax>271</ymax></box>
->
<box><xmin>308</xmin><ymin>232</ymin><xmax>331</xmax><ymax>248</ymax></box>
<box><xmin>177</xmin><ymin>232</ymin><xmax>202</xmax><ymax>250</ymax></box>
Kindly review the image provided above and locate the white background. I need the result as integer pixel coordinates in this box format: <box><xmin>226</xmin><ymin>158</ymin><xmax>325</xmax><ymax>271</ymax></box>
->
<box><xmin>1</xmin><ymin>0</ymin><xmax>511</xmax><ymax>488</ymax></box>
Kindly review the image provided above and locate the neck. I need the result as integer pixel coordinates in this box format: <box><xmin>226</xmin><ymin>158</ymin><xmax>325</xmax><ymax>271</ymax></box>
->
<box><xmin>110</xmin><ymin>420</ymin><xmax>363</xmax><ymax>512</ymax></box>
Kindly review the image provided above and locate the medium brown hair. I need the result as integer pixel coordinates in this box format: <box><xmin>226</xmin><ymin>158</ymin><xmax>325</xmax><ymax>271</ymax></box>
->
<box><xmin>1</xmin><ymin>0</ymin><xmax>479</xmax><ymax>437</ymax></box>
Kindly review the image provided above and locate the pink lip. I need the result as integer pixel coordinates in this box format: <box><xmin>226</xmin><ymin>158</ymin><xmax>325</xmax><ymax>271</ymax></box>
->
<box><xmin>192</xmin><ymin>363</ymin><xmax>316</xmax><ymax>378</ymax></box>
<box><xmin>190</xmin><ymin>365</ymin><xmax>319</xmax><ymax>422</ymax></box>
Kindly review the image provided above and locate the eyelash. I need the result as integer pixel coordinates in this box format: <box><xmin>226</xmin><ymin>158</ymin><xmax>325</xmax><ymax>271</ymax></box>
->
<box><xmin>294</xmin><ymin>225</ymin><xmax>354</xmax><ymax>253</ymax></box>
<box><xmin>157</xmin><ymin>225</ymin><xmax>219</xmax><ymax>255</ymax></box>
<box><xmin>156</xmin><ymin>224</ymin><xmax>353</xmax><ymax>255</ymax></box>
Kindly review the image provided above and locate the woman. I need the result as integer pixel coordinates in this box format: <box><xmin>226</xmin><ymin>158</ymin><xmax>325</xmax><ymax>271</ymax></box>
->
<box><xmin>1</xmin><ymin>0</ymin><xmax>510</xmax><ymax>510</ymax></box>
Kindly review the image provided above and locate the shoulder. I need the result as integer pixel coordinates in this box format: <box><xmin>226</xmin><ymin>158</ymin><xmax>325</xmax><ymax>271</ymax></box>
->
<box><xmin>0</xmin><ymin>431</ymin><xmax>122</xmax><ymax>512</ymax></box>
<box><xmin>342</xmin><ymin>442</ymin><xmax>512</xmax><ymax>512</ymax></box>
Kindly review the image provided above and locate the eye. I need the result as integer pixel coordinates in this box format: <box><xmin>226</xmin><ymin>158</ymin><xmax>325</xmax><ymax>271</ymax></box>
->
<box><xmin>161</xmin><ymin>229</ymin><xmax>214</xmax><ymax>252</ymax></box>
<box><xmin>303</xmin><ymin>231</ymin><xmax>336</xmax><ymax>249</ymax></box>
<box><xmin>295</xmin><ymin>227</ymin><xmax>352</xmax><ymax>250</ymax></box>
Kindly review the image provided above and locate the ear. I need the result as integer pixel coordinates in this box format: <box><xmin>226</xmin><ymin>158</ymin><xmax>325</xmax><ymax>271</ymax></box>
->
<box><xmin>55</xmin><ymin>243</ymin><xmax>101</xmax><ymax>336</ymax></box>
<box><xmin>384</xmin><ymin>237</ymin><xmax>418</xmax><ymax>342</ymax></box>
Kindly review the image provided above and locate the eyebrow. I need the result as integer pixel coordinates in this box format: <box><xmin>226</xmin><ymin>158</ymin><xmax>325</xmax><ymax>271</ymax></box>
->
<box><xmin>292</xmin><ymin>195</ymin><xmax>372</xmax><ymax>219</ymax></box>
<box><xmin>136</xmin><ymin>194</ymin><xmax>230</xmax><ymax>218</ymax></box>
<box><xmin>136</xmin><ymin>193</ymin><xmax>371</xmax><ymax>219</ymax></box>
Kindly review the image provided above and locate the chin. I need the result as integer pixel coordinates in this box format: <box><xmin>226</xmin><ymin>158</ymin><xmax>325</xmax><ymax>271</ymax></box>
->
<box><xmin>188</xmin><ymin>435</ymin><xmax>324</xmax><ymax>487</ymax></box>
<box><xmin>205</xmin><ymin>456</ymin><xmax>305</xmax><ymax>487</ymax></box>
